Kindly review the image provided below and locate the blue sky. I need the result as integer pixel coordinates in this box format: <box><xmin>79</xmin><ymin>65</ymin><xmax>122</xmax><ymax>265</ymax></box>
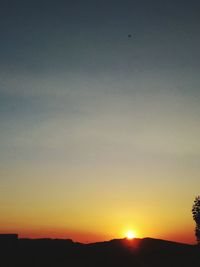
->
<box><xmin>0</xmin><ymin>0</ymin><xmax>200</xmax><ymax>243</ymax></box>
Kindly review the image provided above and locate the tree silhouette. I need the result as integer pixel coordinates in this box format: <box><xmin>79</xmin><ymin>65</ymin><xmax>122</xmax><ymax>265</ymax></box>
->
<box><xmin>192</xmin><ymin>196</ymin><xmax>200</xmax><ymax>244</ymax></box>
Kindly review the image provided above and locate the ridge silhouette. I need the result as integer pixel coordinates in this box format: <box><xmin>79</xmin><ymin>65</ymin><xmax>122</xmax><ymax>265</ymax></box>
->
<box><xmin>0</xmin><ymin>236</ymin><xmax>199</xmax><ymax>267</ymax></box>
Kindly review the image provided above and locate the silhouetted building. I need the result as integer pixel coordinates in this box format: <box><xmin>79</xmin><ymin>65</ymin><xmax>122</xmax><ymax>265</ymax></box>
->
<box><xmin>0</xmin><ymin>234</ymin><xmax>18</xmax><ymax>241</ymax></box>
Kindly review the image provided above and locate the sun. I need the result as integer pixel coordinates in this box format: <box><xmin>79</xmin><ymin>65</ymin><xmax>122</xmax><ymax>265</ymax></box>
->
<box><xmin>126</xmin><ymin>230</ymin><xmax>136</xmax><ymax>240</ymax></box>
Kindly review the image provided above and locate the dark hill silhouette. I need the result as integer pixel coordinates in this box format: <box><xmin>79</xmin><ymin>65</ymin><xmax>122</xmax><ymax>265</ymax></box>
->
<box><xmin>0</xmin><ymin>236</ymin><xmax>199</xmax><ymax>267</ymax></box>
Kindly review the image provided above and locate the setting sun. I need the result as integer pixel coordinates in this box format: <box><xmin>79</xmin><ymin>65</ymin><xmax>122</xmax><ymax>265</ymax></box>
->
<box><xmin>126</xmin><ymin>230</ymin><xmax>136</xmax><ymax>240</ymax></box>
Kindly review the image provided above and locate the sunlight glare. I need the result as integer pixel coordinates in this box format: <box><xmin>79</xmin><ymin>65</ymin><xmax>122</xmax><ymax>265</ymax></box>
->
<box><xmin>126</xmin><ymin>230</ymin><xmax>136</xmax><ymax>240</ymax></box>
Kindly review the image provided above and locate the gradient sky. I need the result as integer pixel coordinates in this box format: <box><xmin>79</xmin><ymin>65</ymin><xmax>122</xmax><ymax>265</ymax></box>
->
<box><xmin>0</xmin><ymin>0</ymin><xmax>200</xmax><ymax>244</ymax></box>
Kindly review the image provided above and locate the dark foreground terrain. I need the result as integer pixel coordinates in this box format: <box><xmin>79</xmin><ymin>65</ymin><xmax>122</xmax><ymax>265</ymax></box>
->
<box><xmin>1</xmin><ymin>237</ymin><xmax>200</xmax><ymax>267</ymax></box>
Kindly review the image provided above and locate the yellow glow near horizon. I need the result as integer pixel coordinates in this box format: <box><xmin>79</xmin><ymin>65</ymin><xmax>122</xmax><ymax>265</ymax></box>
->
<box><xmin>126</xmin><ymin>230</ymin><xmax>136</xmax><ymax>239</ymax></box>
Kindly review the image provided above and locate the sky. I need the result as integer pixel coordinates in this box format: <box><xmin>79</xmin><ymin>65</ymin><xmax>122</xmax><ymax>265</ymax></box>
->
<box><xmin>0</xmin><ymin>0</ymin><xmax>200</xmax><ymax>244</ymax></box>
